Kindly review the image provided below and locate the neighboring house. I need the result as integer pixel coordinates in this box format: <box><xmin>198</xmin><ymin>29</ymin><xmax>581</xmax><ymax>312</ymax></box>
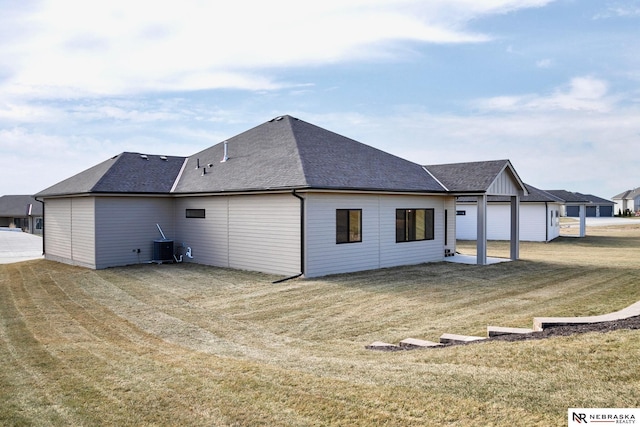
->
<box><xmin>0</xmin><ymin>195</ymin><xmax>43</xmax><ymax>234</ymax></box>
<box><xmin>546</xmin><ymin>190</ymin><xmax>614</xmax><ymax>218</ymax></box>
<box><xmin>456</xmin><ymin>184</ymin><xmax>564</xmax><ymax>242</ymax></box>
<box><xmin>612</xmin><ymin>188</ymin><xmax>640</xmax><ymax>215</ymax></box>
<box><xmin>35</xmin><ymin>115</ymin><xmax>527</xmax><ymax>277</ymax></box>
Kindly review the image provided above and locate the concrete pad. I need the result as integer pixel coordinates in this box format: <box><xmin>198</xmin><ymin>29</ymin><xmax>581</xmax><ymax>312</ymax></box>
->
<box><xmin>533</xmin><ymin>300</ymin><xmax>640</xmax><ymax>331</ymax></box>
<box><xmin>0</xmin><ymin>230</ymin><xmax>43</xmax><ymax>264</ymax></box>
<box><xmin>366</xmin><ymin>341</ymin><xmax>399</xmax><ymax>350</ymax></box>
<box><xmin>439</xmin><ymin>333</ymin><xmax>486</xmax><ymax>344</ymax></box>
<box><xmin>487</xmin><ymin>326</ymin><xmax>535</xmax><ymax>338</ymax></box>
<box><xmin>444</xmin><ymin>254</ymin><xmax>511</xmax><ymax>265</ymax></box>
<box><xmin>399</xmin><ymin>338</ymin><xmax>443</xmax><ymax>348</ymax></box>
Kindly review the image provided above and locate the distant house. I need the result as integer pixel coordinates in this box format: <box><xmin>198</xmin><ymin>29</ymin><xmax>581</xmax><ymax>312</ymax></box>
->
<box><xmin>35</xmin><ymin>115</ymin><xmax>527</xmax><ymax>277</ymax></box>
<box><xmin>546</xmin><ymin>190</ymin><xmax>614</xmax><ymax>218</ymax></box>
<box><xmin>612</xmin><ymin>188</ymin><xmax>640</xmax><ymax>215</ymax></box>
<box><xmin>0</xmin><ymin>195</ymin><xmax>43</xmax><ymax>234</ymax></box>
<box><xmin>456</xmin><ymin>184</ymin><xmax>563</xmax><ymax>242</ymax></box>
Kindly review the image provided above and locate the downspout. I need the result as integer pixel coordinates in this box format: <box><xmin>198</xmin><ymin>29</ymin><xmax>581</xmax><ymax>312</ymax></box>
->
<box><xmin>35</xmin><ymin>197</ymin><xmax>45</xmax><ymax>256</ymax></box>
<box><xmin>273</xmin><ymin>190</ymin><xmax>305</xmax><ymax>283</ymax></box>
<box><xmin>545</xmin><ymin>202</ymin><xmax>549</xmax><ymax>242</ymax></box>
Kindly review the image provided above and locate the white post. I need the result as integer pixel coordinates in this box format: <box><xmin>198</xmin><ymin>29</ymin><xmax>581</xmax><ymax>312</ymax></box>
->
<box><xmin>510</xmin><ymin>195</ymin><xmax>520</xmax><ymax>260</ymax></box>
<box><xmin>579</xmin><ymin>204</ymin><xmax>586</xmax><ymax>237</ymax></box>
<box><xmin>477</xmin><ymin>194</ymin><xmax>487</xmax><ymax>265</ymax></box>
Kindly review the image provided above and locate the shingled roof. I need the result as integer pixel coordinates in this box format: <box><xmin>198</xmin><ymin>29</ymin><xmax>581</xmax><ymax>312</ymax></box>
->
<box><xmin>424</xmin><ymin>159</ymin><xmax>524</xmax><ymax>194</ymax></box>
<box><xmin>36</xmin><ymin>153</ymin><xmax>186</xmax><ymax>197</ymax></box>
<box><xmin>457</xmin><ymin>183</ymin><xmax>564</xmax><ymax>203</ymax></box>
<box><xmin>612</xmin><ymin>188</ymin><xmax>640</xmax><ymax>200</ymax></box>
<box><xmin>172</xmin><ymin>115</ymin><xmax>445</xmax><ymax>193</ymax></box>
<box><xmin>0</xmin><ymin>195</ymin><xmax>43</xmax><ymax>216</ymax></box>
<box><xmin>545</xmin><ymin>190</ymin><xmax>591</xmax><ymax>203</ymax></box>
<box><xmin>37</xmin><ymin>115</ymin><xmax>529</xmax><ymax>198</ymax></box>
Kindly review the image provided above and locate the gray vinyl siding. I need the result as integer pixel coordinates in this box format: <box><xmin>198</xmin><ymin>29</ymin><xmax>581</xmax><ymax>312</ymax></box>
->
<box><xmin>175</xmin><ymin>197</ymin><xmax>229</xmax><ymax>267</ymax></box>
<box><xmin>228</xmin><ymin>194</ymin><xmax>300</xmax><ymax>275</ymax></box>
<box><xmin>306</xmin><ymin>194</ymin><xmax>381</xmax><ymax>277</ymax></box>
<box><xmin>44</xmin><ymin>198</ymin><xmax>73</xmax><ymax>263</ymax></box>
<box><xmin>43</xmin><ymin>197</ymin><xmax>96</xmax><ymax>268</ymax></box>
<box><xmin>94</xmin><ymin>197</ymin><xmax>174</xmax><ymax>268</ymax></box>
<box><xmin>444</xmin><ymin>197</ymin><xmax>456</xmax><ymax>253</ymax></box>
<box><xmin>175</xmin><ymin>193</ymin><xmax>301</xmax><ymax>276</ymax></box>
<box><xmin>378</xmin><ymin>195</ymin><xmax>444</xmax><ymax>269</ymax></box>
<box><xmin>70</xmin><ymin>197</ymin><xmax>96</xmax><ymax>267</ymax></box>
<box><xmin>305</xmin><ymin>193</ymin><xmax>445</xmax><ymax>277</ymax></box>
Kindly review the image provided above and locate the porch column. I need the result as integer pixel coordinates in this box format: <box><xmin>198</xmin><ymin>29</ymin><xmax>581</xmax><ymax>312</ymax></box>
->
<box><xmin>476</xmin><ymin>194</ymin><xmax>487</xmax><ymax>265</ymax></box>
<box><xmin>510</xmin><ymin>195</ymin><xmax>520</xmax><ymax>260</ymax></box>
<box><xmin>579</xmin><ymin>204</ymin><xmax>586</xmax><ymax>237</ymax></box>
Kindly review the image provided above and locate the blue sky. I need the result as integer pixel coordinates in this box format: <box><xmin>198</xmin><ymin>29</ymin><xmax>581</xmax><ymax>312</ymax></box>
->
<box><xmin>1</xmin><ymin>0</ymin><xmax>639</xmax><ymax>199</ymax></box>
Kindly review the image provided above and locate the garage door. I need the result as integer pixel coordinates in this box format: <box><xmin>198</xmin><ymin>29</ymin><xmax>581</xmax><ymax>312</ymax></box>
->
<box><xmin>566</xmin><ymin>206</ymin><xmax>580</xmax><ymax>217</ymax></box>
<box><xmin>586</xmin><ymin>206</ymin><xmax>597</xmax><ymax>217</ymax></box>
<box><xmin>599</xmin><ymin>206</ymin><xmax>613</xmax><ymax>217</ymax></box>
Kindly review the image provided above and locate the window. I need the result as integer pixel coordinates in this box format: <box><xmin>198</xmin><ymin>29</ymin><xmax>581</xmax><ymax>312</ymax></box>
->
<box><xmin>336</xmin><ymin>209</ymin><xmax>362</xmax><ymax>243</ymax></box>
<box><xmin>185</xmin><ymin>209</ymin><xmax>206</xmax><ymax>218</ymax></box>
<box><xmin>396</xmin><ymin>209</ymin><xmax>434</xmax><ymax>242</ymax></box>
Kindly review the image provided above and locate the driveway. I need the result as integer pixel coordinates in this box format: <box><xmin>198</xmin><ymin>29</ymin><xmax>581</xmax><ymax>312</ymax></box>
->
<box><xmin>585</xmin><ymin>217</ymin><xmax>640</xmax><ymax>227</ymax></box>
<box><xmin>0</xmin><ymin>230</ymin><xmax>43</xmax><ymax>264</ymax></box>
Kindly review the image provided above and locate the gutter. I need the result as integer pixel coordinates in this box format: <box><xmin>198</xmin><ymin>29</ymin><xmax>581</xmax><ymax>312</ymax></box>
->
<box><xmin>273</xmin><ymin>189</ymin><xmax>305</xmax><ymax>283</ymax></box>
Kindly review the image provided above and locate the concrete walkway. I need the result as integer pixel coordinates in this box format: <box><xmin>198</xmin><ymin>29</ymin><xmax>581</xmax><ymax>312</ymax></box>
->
<box><xmin>533</xmin><ymin>300</ymin><xmax>640</xmax><ymax>331</ymax></box>
<box><xmin>0</xmin><ymin>230</ymin><xmax>43</xmax><ymax>264</ymax></box>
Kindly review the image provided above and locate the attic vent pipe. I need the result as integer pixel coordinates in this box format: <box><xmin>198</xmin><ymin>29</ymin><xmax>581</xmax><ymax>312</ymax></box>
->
<box><xmin>195</xmin><ymin>158</ymin><xmax>200</xmax><ymax>169</ymax></box>
<box><xmin>221</xmin><ymin>141</ymin><xmax>228</xmax><ymax>162</ymax></box>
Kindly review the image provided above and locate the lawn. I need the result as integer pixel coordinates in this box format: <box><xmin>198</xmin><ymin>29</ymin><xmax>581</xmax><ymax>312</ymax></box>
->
<box><xmin>1</xmin><ymin>224</ymin><xmax>639</xmax><ymax>426</ymax></box>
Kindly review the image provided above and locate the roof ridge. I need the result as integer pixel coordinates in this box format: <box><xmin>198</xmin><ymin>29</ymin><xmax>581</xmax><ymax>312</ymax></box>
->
<box><xmin>91</xmin><ymin>153</ymin><xmax>126</xmax><ymax>192</ymax></box>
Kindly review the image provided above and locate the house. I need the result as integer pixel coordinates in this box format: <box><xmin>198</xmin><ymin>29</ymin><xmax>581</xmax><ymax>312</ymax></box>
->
<box><xmin>546</xmin><ymin>190</ymin><xmax>614</xmax><ymax>218</ymax></box>
<box><xmin>35</xmin><ymin>115</ymin><xmax>527</xmax><ymax>277</ymax></box>
<box><xmin>547</xmin><ymin>190</ymin><xmax>614</xmax><ymax>218</ymax></box>
<box><xmin>0</xmin><ymin>195</ymin><xmax>43</xmax><ymax>234</ymax></box>
<box><xmin>456</xmin><ymin>184</ymin><xmax>564</xmax><ymax>242</ymax></box>
<box><xmin>612</xmin><ymin>188</ymin><xmax>640</xmax><ymax>215</ymax></box>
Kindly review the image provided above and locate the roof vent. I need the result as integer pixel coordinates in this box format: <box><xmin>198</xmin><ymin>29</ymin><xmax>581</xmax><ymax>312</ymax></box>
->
<box><xmin>140</xmin><ymin>154</ymin><xmax>148</xmax><ymax>160</ymax></box>
<box><xmin>195</xmin><ymin>158</ymin><xmax>200</xmax><ymax>169</ymax></box>
<box><xmin>160</xmin><ymin>156</ymin><xmax>168</xmax><ymax>161</ymax></box>
<box><xmin>201</xmin><ymin>167</ymin><xmax>207</xmax><ymax>176</ymax></box>
<box><xmin>221</xmin><ymin>141</ymin><xmax>229</xmax><ymax>163</ymax></box>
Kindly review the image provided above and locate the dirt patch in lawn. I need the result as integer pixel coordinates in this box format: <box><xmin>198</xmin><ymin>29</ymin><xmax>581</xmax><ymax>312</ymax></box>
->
<box><xmin>492</xmin><ymin>315</ymin><xmax>640</xmax><ymax>342</ymax></box>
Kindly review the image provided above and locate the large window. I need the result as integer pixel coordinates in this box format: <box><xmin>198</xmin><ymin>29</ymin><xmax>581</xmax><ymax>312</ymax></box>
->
<box><xmin>396</xmin><ymin>209</ymin><xmax>434</xmax><ymax>242</ymax></box>
<box><xmin>336</xmin><ymin>209</ymin><xmax>362</xmax><ymax>244</ymax></box>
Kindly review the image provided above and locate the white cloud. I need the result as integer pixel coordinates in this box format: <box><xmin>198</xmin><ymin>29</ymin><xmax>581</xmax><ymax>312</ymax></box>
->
<box><xmin>0</xmin><ymin>0</ymin><xmax>555</xmax><ymax>98</ymax></box>
<box><xmin>473</xmin><ymin>76</ymin><xmax>615</xmax><ymax>113</ymax></box>
<box><xmin>593</xmin><ymin>2</ymin><xmax>640</xmax><ymax>19</ymax></box>
<box><xmin>536</xmin><ymin>58</ymin><xmax>553</xmax><ymax>68</ymax></box>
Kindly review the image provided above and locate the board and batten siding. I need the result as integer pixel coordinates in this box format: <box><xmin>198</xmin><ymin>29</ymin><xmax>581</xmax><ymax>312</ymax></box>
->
<box><xmin>456</xmin><ymin>202</ymin><xmax>561</xmax><ymax>242</ymax></box>
<box><xmin>175</xmin><ymin>193</ymin><xmax>301</xmax><ymax>276</ymax></box>
<box><xmin>44</xmin><ymin>197</ymin><xmax>96</xmax><ymax>268</ymax></box>
<box><xmin>94</xmin><ymin>197</ymin><xmax>174</xmax><ymax>269</ymax></box>
<box><xmin>305</xmin><ymin>193</ymin><xmax>446</xmax><ymax>277</ymax></box>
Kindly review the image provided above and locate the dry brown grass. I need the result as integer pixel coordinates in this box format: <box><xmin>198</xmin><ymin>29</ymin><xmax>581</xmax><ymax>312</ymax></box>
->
<box><xmin>1</xmin><ymin>224</ymin><xmax>639</xmax><ymax>426</ymax></box>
